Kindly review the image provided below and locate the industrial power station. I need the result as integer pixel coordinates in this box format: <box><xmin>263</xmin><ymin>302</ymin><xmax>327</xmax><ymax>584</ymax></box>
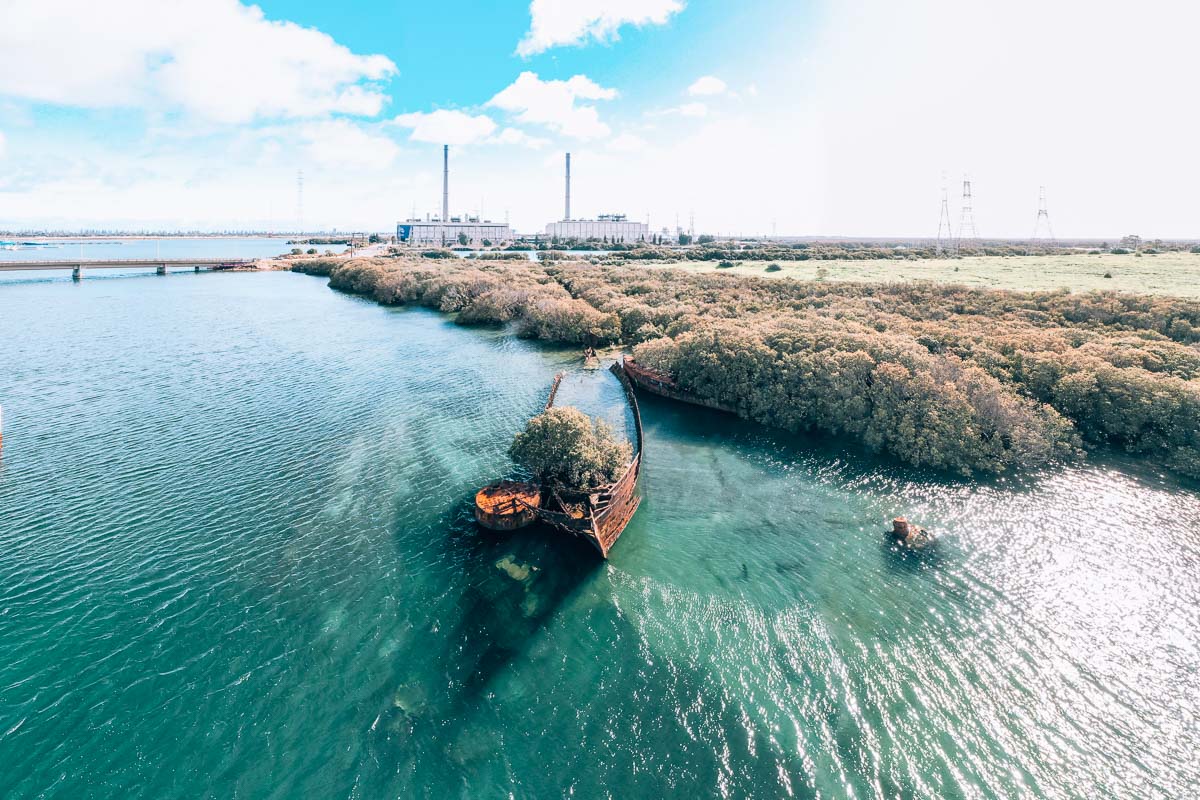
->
<box><xmin>544</xmin><ymin>153</ymin><xmax>648</xmax><ymax>242</ymax></box>
<box><xmin>396</xmin><ymin>148</ymin><xmax>648</xmax><ymax>245</ymax></box>
<box><xmin>396</xmin><ymin>146</ymin><xmax>513</xmax><ymax>246</ymax></box>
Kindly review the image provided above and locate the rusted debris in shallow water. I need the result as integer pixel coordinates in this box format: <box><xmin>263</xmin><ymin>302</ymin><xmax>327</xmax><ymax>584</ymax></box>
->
<box><xmin>891</xmin><ymin>516</ymin><xmax>935</xmax><ymax>549</ymax></box>
<box><xmin>543</xmin><ymin>372</ymin><xmax>564</xmax><ymax>411</ymax></box>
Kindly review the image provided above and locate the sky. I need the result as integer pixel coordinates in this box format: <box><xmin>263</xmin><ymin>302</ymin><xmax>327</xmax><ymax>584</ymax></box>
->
<box><xmin>0</xmin><ymin>0</ymin><xmax>1196</xmax><ymax>237</ymax></box>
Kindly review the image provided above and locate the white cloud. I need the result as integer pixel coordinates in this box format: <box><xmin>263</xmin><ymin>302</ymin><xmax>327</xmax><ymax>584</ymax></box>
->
<box><xmin>392</xmin><ymin>110</ymin><xmax>497</xmax><ymax>145</ymax></box>
<box><xmin>492</xmin><ymin>127</ymin><xmax>551</xmax><ymax>149</ymax></box>
<box><xmin>487</xmin><ymin>72</ymin><xmax>617</xmax><ymax>139</ymax></box>
<box><xmin>391</xmin><ymin>113</ymin><xmax>554</xmax><ymax>149</ymax></box>
<box><xmin>300</xmin><ymin>120</ymin><xmax>399</xmax><ymax>170</ymax></box>
<box><xmin>0</xmin><ymin>0</ymin><xmax>396</xmax><ymax>123</ymax></box>
<box><xmin>465</xmin><ymin>113</ymin><xmax>820</xmax><ymax>236</ymax></box>
<box><xmin>0</xmin><ymin>130</ymin><xmax>7</xmax><ymax>159</ymax></box>
<box><xmin>0</xmin><ymin>133</ymin><xmax>424</xmax><ymax>231</ymax></box>
<box><xmin>648</xmin><ymin>102</ymin><xmax>707</xmax><ymax>118</ymax></box>
<box><xmin>608</xmin><ymin>132</ymin><xmax>648</xmax><ymax>152</ymax></box>
<box><xmin>517</xmin><ymin>0</ymin><xmax>685</xmax><ymax>56</ymax></box>
<box><xmin>687</xmin><ymin>76</ymin><xmax>727</xmax><ymax>96</ymax></box>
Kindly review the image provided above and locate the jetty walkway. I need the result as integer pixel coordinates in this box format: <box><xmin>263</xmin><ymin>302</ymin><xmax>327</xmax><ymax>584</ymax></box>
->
<box><xmin>0</xmin><ymin>259</ymin><xmax>258</xmax><ymax>278</ymax></box>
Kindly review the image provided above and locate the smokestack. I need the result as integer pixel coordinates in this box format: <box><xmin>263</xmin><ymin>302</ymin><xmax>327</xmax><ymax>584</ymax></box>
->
<box><xmin>442</xmin><ymin>145</ymin><xmax>450</xmax><ymax>222</ymax></box>
<box><xmin>564</xmin><ymin>152</ymin><xmax>571</xmax><ymax>221</ymax></box>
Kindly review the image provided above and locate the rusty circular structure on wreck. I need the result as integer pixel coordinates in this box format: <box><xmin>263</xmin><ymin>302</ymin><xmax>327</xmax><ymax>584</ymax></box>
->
<box><xmin>474</xmin><ymin>481</ymin><xmax>541</xmax><ymax>531</ymax></box>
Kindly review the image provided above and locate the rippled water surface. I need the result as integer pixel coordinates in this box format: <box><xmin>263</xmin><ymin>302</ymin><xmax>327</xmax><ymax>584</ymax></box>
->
<box><xmin>1</xmin><ymin>271</ymin><xmax>1198</xmax><ymax>799</ymax></box>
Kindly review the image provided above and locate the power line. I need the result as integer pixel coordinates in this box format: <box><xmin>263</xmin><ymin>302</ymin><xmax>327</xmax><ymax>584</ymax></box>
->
<box><xmin>955</xmin><ymin>176</ymin><xmax>978</xmax><ymax>253</ymax></box>
<box><xmin>936</xmin><ymin>174</ymin><xmax>954</xmax><ymax>257</ymax></box>
<box><xmin>1032</xmin><ymin>185</ymin><xmax>1055</xmax><ymax>242</ymax></box>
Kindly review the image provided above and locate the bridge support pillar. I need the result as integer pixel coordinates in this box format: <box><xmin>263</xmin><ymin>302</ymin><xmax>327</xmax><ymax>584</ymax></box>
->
<box><xmin>72</xmin><ymin>265</ymin><xmax>82</xmax><ymax>280</ymax></box>
<box><xmin>194</xmin><ymin>266</ymin><xmax>200</xmax><ymax>273</ymax></box>
<box><xmin>156</xmin><ymin>264</ymin><xmax>167</xmax><ymax>276</ymax></box>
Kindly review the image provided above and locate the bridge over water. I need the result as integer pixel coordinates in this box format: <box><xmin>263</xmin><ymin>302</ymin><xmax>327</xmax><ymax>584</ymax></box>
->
<box><xmin>0</xmin><ymin>258</ymin><xmax>258</xmax><ymax>278</ymax></box>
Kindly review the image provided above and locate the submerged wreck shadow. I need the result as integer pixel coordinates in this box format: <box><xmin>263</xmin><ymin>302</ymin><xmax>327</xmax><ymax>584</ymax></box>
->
<box><xmin>447</xmin><ymin>521</ymin><xmax>604</xmax><ymax>702</ymax></box>
<box><xmin>378</xmin><ymin>501</ymin><xmax>605</xmax><ymax>733</ymax></box>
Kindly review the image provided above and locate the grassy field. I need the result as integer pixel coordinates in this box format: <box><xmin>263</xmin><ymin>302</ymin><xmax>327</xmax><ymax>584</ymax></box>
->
<box><xmin>648</xmin><ymin>252</ymin><xmax>1200</xmax><ymax>297</ymax></box>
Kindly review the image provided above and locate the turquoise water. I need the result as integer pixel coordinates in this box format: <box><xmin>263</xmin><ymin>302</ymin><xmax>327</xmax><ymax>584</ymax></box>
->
<box><xmin>1</xmin><ymin>270</ymin><xmax>1198</xmax><ymax>798</ymax></box>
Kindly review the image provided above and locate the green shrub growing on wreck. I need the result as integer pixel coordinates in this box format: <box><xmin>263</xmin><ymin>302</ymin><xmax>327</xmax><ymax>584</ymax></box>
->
<box><xmin>509</xmin><ymin>407</ymin><xmax>632</xmax><ymax>490</ymax></box>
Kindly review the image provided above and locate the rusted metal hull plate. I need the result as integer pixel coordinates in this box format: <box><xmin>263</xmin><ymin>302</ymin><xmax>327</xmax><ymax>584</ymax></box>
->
<box><xmin>623</xmin><ymin>357</ymin><xmax>737</xmax><ymax>415</ymax></box>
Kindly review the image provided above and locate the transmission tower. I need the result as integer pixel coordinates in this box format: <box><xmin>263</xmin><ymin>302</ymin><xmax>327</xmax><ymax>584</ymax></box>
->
<box><xmin>296</xmin><ymin>170</ymin><xmax>305</xmax><ymax>234</ymax></box>
<box><xmin>1032</xmin><ymin>185</ymin><xmax>1055</xmax><ymax>242</ymax></box>
<box><xmin>955</xmin><ymin>176</ymin><xmax>978</xmax><ymax>253</ymax></box>
<box><xmin>935</xmin><ymin>176</ymin><xmax>954</xmax><ymax>256</ymax></box>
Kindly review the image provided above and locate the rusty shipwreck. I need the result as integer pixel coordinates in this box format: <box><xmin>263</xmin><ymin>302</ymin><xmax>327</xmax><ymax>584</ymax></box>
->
<box><xmin>620</xmin><ymin>356</ymin><xmax>738</xmax><ymax>414</ymax></box>
<box><xmin>474</xmin><ymin>362</ymin><xmax>644</xmax><ymax>558</ymax></box>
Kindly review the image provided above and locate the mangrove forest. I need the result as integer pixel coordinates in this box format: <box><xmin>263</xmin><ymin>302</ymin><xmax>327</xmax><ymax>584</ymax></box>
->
<box><xmin>292</xmin><ymin>256</ymin><xmax>1200</xmax><ymax>479</ymax></box>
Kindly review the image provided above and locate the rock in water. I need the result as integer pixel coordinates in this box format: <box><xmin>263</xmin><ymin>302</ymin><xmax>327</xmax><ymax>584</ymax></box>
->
<box><xmin>891</xmin><ymin>516</ymin><xmax>935</xmax><ymax>549</ymax></box>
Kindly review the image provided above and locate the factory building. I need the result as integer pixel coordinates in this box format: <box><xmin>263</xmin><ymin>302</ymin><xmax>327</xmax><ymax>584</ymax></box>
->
<box><xmin>397</xmin><ymin>145</ymin><xmax>513</xmax><ymax>246</ymax></box>
<box><xmin>544</xmin><ymin>153</ymin><xmax>649</xmax><ymax>242</ymax></box>
<box><xmin>545</xmin><ymin>215</ymin><xmax>648</xmax><ymax>242</ymax></box>
<box><xmin>398</xmin><ymin>217</ymin><xmax>513</xmax><ymax>246</ymax></box>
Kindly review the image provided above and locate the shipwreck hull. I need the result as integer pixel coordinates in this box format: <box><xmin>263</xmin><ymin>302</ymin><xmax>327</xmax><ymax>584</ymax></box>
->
<box><xmin>536</xmin><ymin>452</ymin><xmax>642</xmax><ymax>558</ymax></box>
<box><xmin>622</xmin><ymin>357</ymin><xmax>737</xmax><ymax>415</ymax></box>
<box><xmin>477</xmin><ymin>363</ymin><xmax>644</xmax><ymax>558</ymax></box>
<box><xmin>529</xmin><ymin>363</ymin><xmax>644</xmax><ymax>558</ymax></box>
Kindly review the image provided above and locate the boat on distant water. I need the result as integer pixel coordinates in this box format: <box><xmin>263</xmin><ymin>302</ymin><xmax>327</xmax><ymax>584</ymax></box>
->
<box><xmin>621</xmin><ymin>356</ymin><xmax>738</xmax><ymax>414</ymax></box>
<box><xmin>474</xmin><ymin>363</ymin><xmax>644</xmax><ymax>558</ymax></box>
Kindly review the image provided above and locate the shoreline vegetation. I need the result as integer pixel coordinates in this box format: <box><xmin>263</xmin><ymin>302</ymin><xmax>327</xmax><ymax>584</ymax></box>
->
<box><xmin>292</xmin><ymin>255</ymin><xmax>1200</xmax><ymax>479</ymax></box>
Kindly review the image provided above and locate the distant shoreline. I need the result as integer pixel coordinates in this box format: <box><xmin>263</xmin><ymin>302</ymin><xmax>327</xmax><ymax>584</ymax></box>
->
<box><xmin>0</xmin><ymin>234</ymin><xmax>302</xmax><ymax>241</ymax></box>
